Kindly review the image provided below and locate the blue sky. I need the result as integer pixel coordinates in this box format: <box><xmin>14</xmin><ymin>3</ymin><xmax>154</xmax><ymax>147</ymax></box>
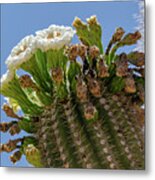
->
<box><xmin>0</xmin><ymin>1</ymin><xmax>140</xmax><ymax>167</ymax></box>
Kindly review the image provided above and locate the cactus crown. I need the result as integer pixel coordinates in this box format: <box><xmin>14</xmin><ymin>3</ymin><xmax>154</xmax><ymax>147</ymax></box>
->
<box><xmin>0</xmin><ymin>16</ymin><xmax>144</xmax><ymax>169</ymax></box>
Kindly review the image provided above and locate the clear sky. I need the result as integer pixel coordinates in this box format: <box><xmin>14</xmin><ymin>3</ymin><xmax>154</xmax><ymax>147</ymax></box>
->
<box><xmin>0</xmin><ymin>1</ymin><xmax>140</xmax><ymax>167</ymax></box>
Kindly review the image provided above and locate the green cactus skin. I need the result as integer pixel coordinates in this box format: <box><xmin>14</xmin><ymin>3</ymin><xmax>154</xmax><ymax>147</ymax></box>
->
<box><xmin>0</xmin><ymin>16</ymin><xmax>144</xmax><ymax>169</ymax></box>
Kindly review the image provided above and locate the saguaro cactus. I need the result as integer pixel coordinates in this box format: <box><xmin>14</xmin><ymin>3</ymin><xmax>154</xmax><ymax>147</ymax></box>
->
<box><xmin>0</xmin><ymin>16</ymin><xmax>145</xmax><ymax>169</ymax></box>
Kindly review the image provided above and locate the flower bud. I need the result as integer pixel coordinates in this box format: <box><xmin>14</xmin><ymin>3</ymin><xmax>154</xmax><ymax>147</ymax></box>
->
<box><xmin>51</xmin><ymin>67</ymin><xmax>63</xmax><ymax>84</ymax></box>
<box><xmin>76</xmin><ymin>77</ymin><xmax>88</xmax><ymax>103</ymax></box>
<box><xmin>0</xmin><ymin>138</ymin><xmax>22</xmax><ymax>153</ymax></box>
<box><xmin>9</xmin><ymin>123</ymin><xmax>21</xmax><ymax>136</ymax></box>
<box><xmin>115</xmin><ymin>53</ymin><xmax>128</xmax><ymax>77</ymax></box>
<box><xmin>124</xmin><ymin>75</ymin><xmax>136</xmax><ymax>93</ymax></box>
<box><xmin>112</xmin><ymin>27</ymin><xmax>125</xmax><ymax>43</ymax></box>
<box><xmin>78</xmin><ymin>44</ymin><xmax>87</xmax><ymax>59</ymax></box>
<box><xmin>72</xmin><ymin>17</ymin><xmax>86</xmax><ymax>29</ymax></box>
<box><xmin>87</xmin><ymin>15</ymin><xmax>98</xmax><ymax>26</ymax></box>
<box><xmin>121</xmin><ymin>31</ymin><xmax>141</xmax><ymax>45</ymax></box>
<box><xmin>66</xmin><ymin>44</ymin><xmax>79</xmax><ymax>61</ymax></box>
<box><xmin>89</xmin><ymin>45</ymin><xmax>100</xmax><ymax>59</ymax></box>
<box><xmin>88</xmin><ymin>78</ymin><xmax>101</xmax><ymax>97</ymax></box>
<box><xmin>84</xmin><ymin>103</ymin><xmax>97</xmax><ymax>120</ymax></box>
<box><xmin>0</xmin><ymin>122</ymin><xmax>13</xmax><ymax>132</ymax></box>
<box><xmin>2</xmin><ymin>104</ymin><xmax>21</xmax><ymax>119</ymax></box>
<box><xmin>127</xmin><ymin>51</ymin><xmax>145</xmax><ymax>67</ymax></box>
<box><xmin>98</xmin><ymin>59</ymin><xmax>109</xmax><ymax>78</ymax></box>
<box><xmin>10</xmin><ymin>151</ymin><xmax>22</xmax><ymax>164</ymax></box>
<box><xmin>19</xmin><ymin>74</ymin><xmax>38</xmax><ymax>90</ymax></box>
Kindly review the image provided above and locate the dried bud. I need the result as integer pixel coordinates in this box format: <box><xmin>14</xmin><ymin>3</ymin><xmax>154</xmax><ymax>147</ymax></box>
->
<box><xmin>128</xmin><ymin>52</ymin><xmax>145</xmax><ymax>67</ymax></box>
<box><xmin>88</xmin><ymin>78</ymin><xmax>101</xmax><ymax>97</ymax></box>
<box><xmin>124</xmin><ymin>75</ymin><xmax>136</xmax><ymax>93</ymax></box>
<box><xmin>66</xmin><ymin>44</ymin><xmax>79</xmax><ymax>61</ymax></box>
<box><xmin>9</xmin><ymin>124</ymin><xmax>21</xmax><ymax>136</ymax></box>
<box><xmin>76</xmin><ymin>77</ymin><xmax>88</xmax><ymax>103</ymax></box>
<box><xmin>0</xmin><ymin>139</ymin><xmax>22</xmax><ymax>153</ymax></box>
<box><xmin>78</xmin><ymin>44</ymin><xmax>87</xmax><ymax>59</ymax></box>
<box><xmin>115</xmin><ymin>53</ymin><xmax>128</xmax><ymax>77</ymax></box>
<box><xmin>2</xmin><ymin>104</ymin><xmax>21</xmax><ymax>119</ymax></box>
<box><xmin>0</xmin><ymin>122</ymin><xmax>13</xmax><ymax>132</ymax></box>
<box><xmin>89</xmin><ymin>45</ymin><xmax>100</xmax><ymax>59</ymax></box>
<box><xmin>84</xmin><ymin>103</ymin><xmax>97</xmax><ymax>120</ymax></box>
<box><xmin>121</xmin><ymin>31</ymin><xmax>141</xmax><ymax>45</ymax></box>
<box><xmin>98</xmin><ymin>59</ymin><xmax>109</xmax><ymax>78</ymax></box>
<box><xmin>10</xmin><ymin>151</ymin><xmax>22</xmax><ymax>164</ymax></box>
<box><xmin>112</xmin><ymin>27</ymin><xmax>125</xmax><ymax>43</ymax></box>
<box><xmin>19</xmin><ymin>75</ymin><xmax>38</xmax><ymax>90</ymax></box>
<box><xmin>51</xmin><ymin>67</ymin><xmax>63</xmax><ymax>84</ymax></box>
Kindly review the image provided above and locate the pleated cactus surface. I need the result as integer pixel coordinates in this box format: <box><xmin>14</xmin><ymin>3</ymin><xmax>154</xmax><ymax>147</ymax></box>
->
<box><xmin>0</xmin><ymin>16</ymin><xmax>145</xmax><ymax>169</ymax></box>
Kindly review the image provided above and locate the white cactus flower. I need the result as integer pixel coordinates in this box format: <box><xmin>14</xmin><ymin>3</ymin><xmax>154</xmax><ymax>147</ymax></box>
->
<box><xmin>0</xmin><ymin>70</ymin><xmax>15</xmax><ymax>90</ymax></box>
<box><xmin>35</xmin><ymin>25</ymin><xmax>75</xmax><ymax>52</ymax></box>
<box><xmin>5</xmin><ymin>35</ymin><xmax>37</xmax><ymax>70</ymax></box>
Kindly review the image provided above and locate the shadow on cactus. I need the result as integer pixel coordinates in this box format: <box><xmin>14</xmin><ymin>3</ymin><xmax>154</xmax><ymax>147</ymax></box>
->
<box><xmin>0</xmin><ymin>16</ymin><xmax>145</xmax><ymax>169</ymax></box>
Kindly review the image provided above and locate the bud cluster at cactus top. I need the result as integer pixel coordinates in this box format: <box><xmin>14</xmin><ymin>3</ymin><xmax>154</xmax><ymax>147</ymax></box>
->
<box><xmin>0</xmin><ymin>15</ymin><xmax>145</xmax><ymax>169</ymax></box>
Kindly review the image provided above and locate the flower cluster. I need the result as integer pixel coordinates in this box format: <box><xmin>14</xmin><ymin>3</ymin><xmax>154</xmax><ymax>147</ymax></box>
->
<box><xmin>1</xmin><ymin>25</ymin><xmax>75</xmax><ymax>108</ymax></box>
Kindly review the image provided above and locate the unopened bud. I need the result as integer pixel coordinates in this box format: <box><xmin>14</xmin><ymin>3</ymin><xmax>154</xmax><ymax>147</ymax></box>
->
<box><xmin>72</xmin><ymin>17</ymin><xmax>86</xmax><ymax>29</ymax></box>
<box><xmin>112</xmin><ymin>27</ymin><xmax>125</xmax><ymax>43</ymax></box>
<box><xmin>115</xmin><ymin>53</ymin><xmax>128</xmax><ymax>77</ymax></box>
<box><xmin>86</xmin><ymin>15</ymin><xmax>98</xmax><ymax>26</ymax></box>
<box><xmin>121</xmin><ymin>31</ymin><xmax>141</xmax><ymax>45</ymax></box>
<box><xmin>88</xmin><ymin>78</ymin><xmax>101</xmax><ymax>97</ymax></box>
<box><xmin>128</xmin><ymin>51</ymin><xmax>145</xmax><ymax>67</ymax></box>
<box><xmin>19</xmin><ymin>75</ymin><xmax>38</xmax><ymax>90</ymax></box>
<box><xmin>66</xmin><ymin>44</ymin><xmax>79</xmax><ymax>61</ymax></box>
<box><xmin>51</xmin><ymin>67</ymin><xmax>63</xmax><ymax>84</ymax></box>
<box><xmin>0</xmin><ymin>122</ymin><xmax>13</xmax><ymax>132</ymax></box>
<box><xmin>124</xmin><ymin>75</ymin><xmax>136</xmax><ymax>93</ymax></box>
<box><xmin>98</xmin><ymin>59</ymin><xmax>109</xmax><ymax>78</ymax></box>
<box><xmin>89</xmin><ymin>45</ymin><xmax>100</xmax><ymax>59</ymax></box>
<box><xmin>10</xmin><ymin>151</ymin><xmax>22</xmax><ymax>164</ymax></box>
<box><xmin>84</xmin><ymin>103</ymin><xmax>97</xmax><ymax>120</ymax></box>
<box><xmin>9</xmin><ymin>123</ymin><xmax>21</xmax><ymax>136</ymax></box>
<box><xmin>78</xmin><ymin>44</ymin><xmax>87</xmax><ymax>59</ymax></box>
<box><xmin>2</xmin><ymin>104</ymin><xmax>21</xmax><ymax>119</ymax></box>
<box><xmin>25</xmin><ymin>144</ymin><xmax>39</xmax><ymax>156</ymax></box>
<box><xmin>76</xmin><ymin>77</ymin><xmax>88</xmax><ymax>102</ymax></box>
<box><xmin>0</xmin><ymin>139</ymin><xmax>21</xmax><ymax>153</ymax></box>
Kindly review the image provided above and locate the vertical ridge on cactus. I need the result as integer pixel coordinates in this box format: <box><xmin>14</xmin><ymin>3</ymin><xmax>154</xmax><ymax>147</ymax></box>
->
<box><xmin>0</xmin><ymin>16</ymin><xmax>145</xmax><ymax>169</ymax></box>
